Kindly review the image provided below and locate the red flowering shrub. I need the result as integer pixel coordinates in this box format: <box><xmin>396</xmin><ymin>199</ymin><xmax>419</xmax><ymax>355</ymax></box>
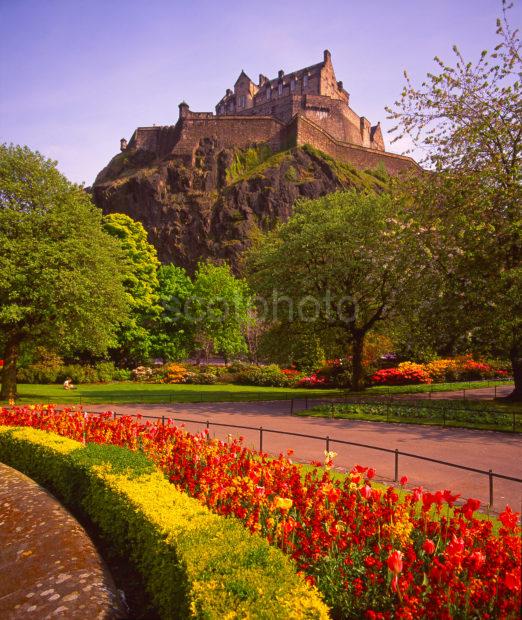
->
<box><xmin>371</xmin><ymin>363</ymin><xmax>432</xmax><ymax>386</ymax></box>
<box><xmin>296</xmin><ymin>373</ymin><xmax>331</xmax><ymax>388</ymax></box>
<box><xmin>0</xmin><ymin>405</ymin><xmax>520</xmax><ymax>618</ymax></box>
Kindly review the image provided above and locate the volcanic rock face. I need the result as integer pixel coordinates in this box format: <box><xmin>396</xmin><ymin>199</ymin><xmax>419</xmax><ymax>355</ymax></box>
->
<box><xmin>91</xmin><ymin>142</ymin><xmax>386</xmax><ymax>273</ymax></box>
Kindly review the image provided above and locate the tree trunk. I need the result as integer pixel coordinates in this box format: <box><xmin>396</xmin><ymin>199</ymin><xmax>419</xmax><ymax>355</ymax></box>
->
<box><xmin>1</xmin><ymin>332</ymin><xmax>21</xmax><ymax>402</ymax></box>
<box><xmin>350</xmin><ymin>331</ymin><xmax>365</xmax><ymax>392</ymax></box>
<box><xmin>503</xmin><ymin>337</ymin><xmax>522</xmax><ymax>402</ymax></box>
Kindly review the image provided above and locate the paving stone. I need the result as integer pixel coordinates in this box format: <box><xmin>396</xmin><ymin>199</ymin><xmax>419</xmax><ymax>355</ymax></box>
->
<box><xmin>0</xmin><ymin>463</ymin><xmax>126</xmax><ymax>619</ymax></box>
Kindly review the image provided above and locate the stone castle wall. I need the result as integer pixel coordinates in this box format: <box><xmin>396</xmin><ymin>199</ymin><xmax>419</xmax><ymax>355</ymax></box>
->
<box><xmin>127</xmin><ymin>111</ymin><xmax>417</xmax><ymax>174</ymax></box>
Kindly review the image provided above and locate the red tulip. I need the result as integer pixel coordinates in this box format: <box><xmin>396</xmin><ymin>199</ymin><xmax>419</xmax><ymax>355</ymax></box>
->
<box><xmin>422</xmin><ymin>539</ymin><xmax>436</xmax><ymax>554</ymax></box>
<box><xmin>387</xmin><ymin>550</ymin><xmax>403</xmax><ymax>574</ymax></box>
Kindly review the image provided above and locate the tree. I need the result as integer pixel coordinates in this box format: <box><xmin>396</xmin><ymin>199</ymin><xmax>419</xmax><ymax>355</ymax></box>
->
<box><xmin>247</xmin><ymin>191</ymin><xmax>417</xmax><ymax>390</ymax></box>
<box><xmin>152</xmin><ymin>264</ymin><xmax>195</xmax><ymax>361</ymax></box>
<box><xmin>191</xmin><ymin>262</ymin><xmax>252</xmax><ymax>362</ymax></box>
<box><xmin>387</xmin><ymin>1</ymin><xmax>522</xmax><ymax>399</ymax></box>
<box><xmin>0</xmin><ymin>144</ymin><xmax>128</xmax><ymax>400</ymax></box>
<box><xmin>102</xmin><ymin>213</ymin><xmax>162</xmax><ymax>366</ymax></box>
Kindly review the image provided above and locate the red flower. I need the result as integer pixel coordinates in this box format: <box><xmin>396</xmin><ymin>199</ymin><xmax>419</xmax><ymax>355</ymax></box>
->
<box><xmin>499</xmin><ymin>505</ymin><xmax>519</xmax><ymax>529</ymax></box>
<box><xmin>387</xmin><ymin>550</ymin><xmax>403</xmax><ymax>574</ymax></box>
<box><xmin>399</xmin><ymin>476</ymin><xmax>408</xmax><ymax>486</ymax></box>
<box><xmin>422</xmin><ymin>539</ymin><xmax>436</xmax><ymax>554</ymax></box>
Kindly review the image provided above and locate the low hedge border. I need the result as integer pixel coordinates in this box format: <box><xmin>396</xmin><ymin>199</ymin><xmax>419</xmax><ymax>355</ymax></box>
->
<box><xmin>0</xmin><ymin>426</ymin><xmax>328</xmax><ymax>619</ymax></box>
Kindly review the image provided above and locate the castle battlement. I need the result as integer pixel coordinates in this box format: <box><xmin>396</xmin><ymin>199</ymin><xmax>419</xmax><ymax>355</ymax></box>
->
<box><xmin>123</xmin><ymin>51</ymin><xmax>419</xmax><ymax>175</ymax></box>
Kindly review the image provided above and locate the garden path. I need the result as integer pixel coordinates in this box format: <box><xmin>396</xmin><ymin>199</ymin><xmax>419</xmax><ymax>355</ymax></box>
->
<box><xmin>87</xmin><ymin>385</ymin><xmax>522</xmax><ymax>515</ymax></box>
<box><xmin>0</xmin><ymin>463</ymin><xmax>125</xmax><ymax>619</ymax></box>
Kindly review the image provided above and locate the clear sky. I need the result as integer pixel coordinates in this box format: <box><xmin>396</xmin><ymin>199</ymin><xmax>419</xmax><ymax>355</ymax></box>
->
<box><xmin>1</xmin><ymin>0</ymin><xmax>519</xmax><ymax>185</ymax></box>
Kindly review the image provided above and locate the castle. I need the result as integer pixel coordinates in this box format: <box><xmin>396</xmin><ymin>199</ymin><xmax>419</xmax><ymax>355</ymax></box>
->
<box><xmin>122</xmin><ymin>51</ymin><xmax>418</xmax><ymax>174</ymax></box>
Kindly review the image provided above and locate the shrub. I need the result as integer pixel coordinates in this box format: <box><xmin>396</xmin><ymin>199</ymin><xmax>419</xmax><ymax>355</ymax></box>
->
<box><xmin>0</xmin><ymin>426</ymin><xmax>328</xmax><ymax>619</ymax></box>
<box><xmin>236</xmin><ymin>364</ymin><xmax>293</xmax><ymax>387</ymax></box>
<box><xmin>185</xmin><ymin>372</ymin><xmax>218</xmax><ymax>385</ymax></box>
<box><xmin>371</xmin><ymin>363</ymin><xmax>432</xmax><ymax>386</ymax></box>
<box><xmin>159</xmin><ymin>363</ymin><xmax>189</xmax><ymax>384</ymax></box>
<box><xmin>112</xmin><ymin>368</ymin><xmax>132</xmax><ymax>382</ymax></box>
<box><xmin>131</xmin><ymin>366</ymin><xmax>155</xmax><ymax>382</ymax></box>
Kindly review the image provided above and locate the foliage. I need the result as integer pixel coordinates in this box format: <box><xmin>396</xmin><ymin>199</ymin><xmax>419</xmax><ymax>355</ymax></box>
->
<box><xmin>0</xmin><ymin>144</ymin><xmax>128</xmax><ymax>400</ymax></box>
<box><xmin>386</xmin><ymin>2</ymin><xmax>522</xmax><ymax>398</ymax></box>
<box><xmin>236</xmin><ymin>364</ymin><xmax>294</xmax><ymax>388</ymax></box>
<box><xmin>0</xmin><ymin>424</ymin><xmax>327</xmax><ymax>619</ymax></box>
<box><xmin>247</xmin><ymin>190</ymin><xmax>419</xmax><ymax>391</ymax></box>
<box><xmin>152</xmin><ymin>264</ymin><xmax>195</xmax><ymax>361</ymax></box>
<box><xmin>103</xmin><ymin>213</ymin><xmax>162</xmax><ymax>366</ymax></box>
<box><xmin>1</xmin><ymin>407</ymin><xmax>520</xmax><ymax>618</ymax></box>
<box><xmin>192</xmin><ymin>262</ymin><xmax>252</xmax><ymax>360</ymax></box>
<box><xmin>225</xmin><ymin>144</ymin><xmax>274</xmax><ymax>184</ymax></box>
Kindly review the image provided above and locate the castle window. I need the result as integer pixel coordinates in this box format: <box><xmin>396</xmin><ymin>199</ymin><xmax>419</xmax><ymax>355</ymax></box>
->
<box><xmin>290</xmin><ymin>80</ymin><xmax>296</xmax><ymax>92</ymax></box>
<box><xmin>278</xmin><ymin>83</ymin><xmax>283</xmax><ymax>96</ymax></box>
<box><xmin>303</xmin><ymin>74</ymin><xmax>308</xmax><ymax>89</ymax></box>
<box><xmin>267</xmin><ymin>88</ymin><xmax>271</xmax><ymax>100</ymax></box>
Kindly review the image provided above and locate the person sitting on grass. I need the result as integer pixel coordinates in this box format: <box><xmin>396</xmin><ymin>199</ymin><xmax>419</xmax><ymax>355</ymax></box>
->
<box><xmin>63</xmin><ymin>377</ymin><xmax>76</xmax><ymax>390</ymax></box>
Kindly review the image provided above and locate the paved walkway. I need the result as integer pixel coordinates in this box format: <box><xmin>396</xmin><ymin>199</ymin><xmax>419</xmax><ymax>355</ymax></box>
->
<box><xmin>0</xmin><ymin>463</ymin><xmax>125</xmax><ymax>619</ymax></box>
<box><xmin>87</xmin><ymin>387</ymin><xmax>522</xmax><ymax>514</ymax></box>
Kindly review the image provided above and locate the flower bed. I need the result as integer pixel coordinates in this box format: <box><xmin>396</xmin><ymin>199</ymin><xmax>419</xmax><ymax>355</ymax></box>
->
<box><xmin>0</xmin><ymin>406</ymin><xmax>520</xmax><ymax>618</ymax></box>
<box><xmin>371</xmin><ymin>357</ymin><xmax>510</xmax><ymax>386</ymax></box>
<box><xmin>0</xmin><ymin>424</ymin><xmax>327</xmax><ymax>619</ymax></box>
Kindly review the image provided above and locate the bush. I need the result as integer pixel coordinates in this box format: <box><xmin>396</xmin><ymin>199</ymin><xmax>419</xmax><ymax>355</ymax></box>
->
<box><xmin>185</xmin><ymin>371</ymin><xmax>218</xmax><ymax>385</ymax></box>
<box><xmin>236</xmin><ymin>364</ymin><xmax>294</xmax><ymax>387</ymax></box>
<box><xmin>0</xmin><ymin>426</ymin><xmax>327</xmax><ymax>619</ymax></box>
<box><xmin>112</xmin><ymin>368</ymin><xmax>132</xmax><ymax>382</ymax></box>
<box><xmin>131</xmin><ymin>366</ymin><xmax>155</xmax><ymax>382</ymax></box>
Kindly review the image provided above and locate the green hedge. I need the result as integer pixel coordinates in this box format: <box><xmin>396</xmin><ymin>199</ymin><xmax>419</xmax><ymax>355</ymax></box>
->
<box><xmin>0</xmin><ymin>427</ymin><xmax>328</xmax><ymax>619</ymax></box>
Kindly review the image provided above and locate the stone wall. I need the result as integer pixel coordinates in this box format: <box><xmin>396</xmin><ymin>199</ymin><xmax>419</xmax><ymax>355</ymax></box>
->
<box><xmin>126</xmin><ymin>111</ymin><xmax>418</xmax><ymax>175</ymax></box>
<box><xmin>295</xmin><ymin>115</ymin><xmax>419</xmax><ymax>174</ymax></box>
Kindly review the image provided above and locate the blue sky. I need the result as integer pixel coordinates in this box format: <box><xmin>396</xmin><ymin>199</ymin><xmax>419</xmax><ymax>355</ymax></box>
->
<box><xmin>1</xmin><ymin>0</ymin><xmax>519</xmax><ymax>185</ymax></box>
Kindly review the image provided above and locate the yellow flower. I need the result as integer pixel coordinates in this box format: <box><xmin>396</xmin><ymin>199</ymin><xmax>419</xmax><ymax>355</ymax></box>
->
<box><xmin>274</xmin><ymin>496</ymin><xmax>293</xmax><ymax>511</ymax></box>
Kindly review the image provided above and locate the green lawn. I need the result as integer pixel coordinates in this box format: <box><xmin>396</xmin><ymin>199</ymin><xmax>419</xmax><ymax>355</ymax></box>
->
<box><xmin>2</xmin><ymin>379</ymin><xmax>514</xmax><ymax>406</ymax></box>
<box><xmin>361</xmin><ymin>379</ymin><xmax>513</xmax><ymax>396</ymax></box>
<box><xmin>297</xmin><ymin>401</ymin><xmax>522</xmax><ymax>433</ymax></box>
<box><xmin>6</xmin><ymin>382</ymin><xmax>341</xmax><ymax>405</ymax></box>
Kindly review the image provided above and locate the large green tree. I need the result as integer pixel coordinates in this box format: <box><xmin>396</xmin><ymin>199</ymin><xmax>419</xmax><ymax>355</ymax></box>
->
<box><xmin>151</xmin><ymin>264</ymin><xmax>195</xmax><ymax>361</ymax></box>
<box><xmin>0</xmin><ymin>145</ymin><xmax>128</xmax><ymax>400</ymax></box>
<box><xmin>191</xmin><ymin>262</ymin><xmax>252</xmax><ymax>362</ymax></box>
<box><xmin>102</xmin><ymin>213</ymin><xmax>162</xmax><ymax>366</ymax></box>
<box><xmin>247</xmin><ymin>191</ymin><xmax>417</xmax><ymax>390</ymax></box>
<box><xmin>387</xmin><ymin>1</ymin><xmax>522</xmax><ymax>398</ymax></box>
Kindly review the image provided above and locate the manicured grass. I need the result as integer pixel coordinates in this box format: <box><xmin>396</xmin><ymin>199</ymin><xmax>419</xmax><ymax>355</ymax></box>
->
<box><xmin>3</xmin><ymin>379</ymin><xmax>514</xmax><ymax>406</ymax></box>
<box><xmin>362</xmin><ymin>379</ymin><xmax>513</xmax><ymax>396</ymax></box>
<box><xmin>7</xmin><ymin>382</ymin><xmax>341</xmax><ymax>405</ymax></box>
<box><xmin>297</xmin><ymin>401</ymin><xmax>522</xmax><ymax>433</ymax></box>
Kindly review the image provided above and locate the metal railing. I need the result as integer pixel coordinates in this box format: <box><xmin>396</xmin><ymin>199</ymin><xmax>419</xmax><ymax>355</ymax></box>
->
<box><xmin>102</xmin><ymin>409</ymin><xmax>522</xmax><ymax>511</ymax></box>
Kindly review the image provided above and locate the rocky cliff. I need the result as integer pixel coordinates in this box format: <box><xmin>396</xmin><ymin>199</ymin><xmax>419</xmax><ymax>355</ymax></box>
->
<box><xmin>91</xmin><ymin>142</ymin><xmax>387</xmax><ymax>273</ymax></box>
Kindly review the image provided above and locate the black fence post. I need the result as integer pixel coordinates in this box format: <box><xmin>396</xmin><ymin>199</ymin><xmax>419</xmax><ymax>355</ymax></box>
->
<box><xmin>330</xmin><ymin>403</ymin><xmax>335</xmax><ymax>419</ymax></box>
<box><xmin>489</xmin><ymin>470</ymin><xmax>494</xmax><ymax>508</ymax></box>
<box><xmin>290</xmin><ymin>399</ymin><xmax>294</xmax><ymax>416</ymax></box>
<box><xmin>112</xmin><ymin>412</ymin><xmax>116</xmax><ymax>420</ymax></box>
<box><xmin>394</xmin><ymin>449</ymin><xmax>399</xmax><ymax>482</ymax></box>
<box><xmin>206</xmin><ymin>419</ymin><xmax>210</xmax><ymax>430</ymax></box>
<box><xmin>259</xmin><ymin>427</ymin><xmax>263</xmax><ymax>453</ymax></box>
<box><xmin>326</xmin><ymin>436</ymin><xmax>330</xmax><ymax>452</ymax></box>
<box><xmin>161</xmin><ymin>415</ymin><xmax>165</xmax><ymax>426</ymax></box>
